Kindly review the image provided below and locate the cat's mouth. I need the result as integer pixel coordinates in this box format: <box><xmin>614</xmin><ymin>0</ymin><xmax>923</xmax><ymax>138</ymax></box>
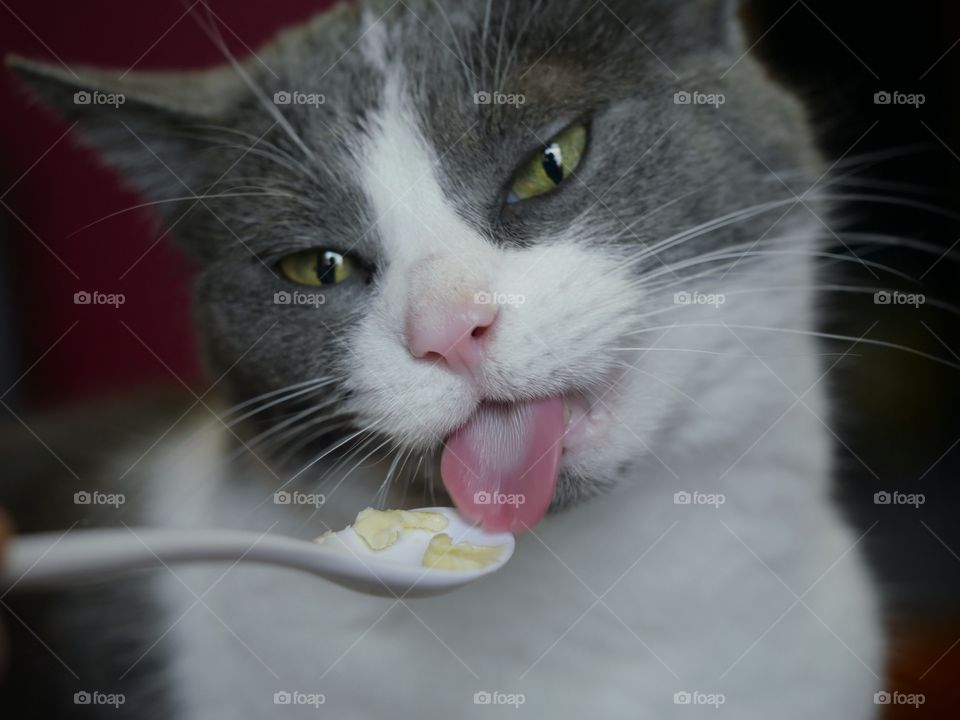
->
<box><xmin>439</xmin><ymin>393</ymin><xmax>608</xmax><ymax>533</ymax></box>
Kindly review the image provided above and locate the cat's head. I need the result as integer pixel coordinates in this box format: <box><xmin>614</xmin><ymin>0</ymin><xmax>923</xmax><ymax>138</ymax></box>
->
<box><xmin>10</xmin><ymin>0</ymin><xmax>823</xmax><ymax>530</ymax></box>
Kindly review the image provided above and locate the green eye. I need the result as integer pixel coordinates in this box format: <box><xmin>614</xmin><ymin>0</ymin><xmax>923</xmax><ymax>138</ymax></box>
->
<box><xmin>507</xmin><ymin>122</ymin><xmax>588</xmax><ymax>203</ymax></box>
<box><xmin>279</xmin><ymin>249</ymin><xmax>358</xmax><ymax>287</ymax></box>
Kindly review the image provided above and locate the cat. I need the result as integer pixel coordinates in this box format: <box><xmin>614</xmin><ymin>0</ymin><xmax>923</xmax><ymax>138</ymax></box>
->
<box><xmin>2</xmin><ymin>0</ymin><xmax>884</xmax><ymax>717</ymax></box>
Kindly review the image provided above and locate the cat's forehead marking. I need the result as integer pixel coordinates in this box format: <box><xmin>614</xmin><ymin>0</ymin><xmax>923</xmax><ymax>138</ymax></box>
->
<box><xmin>358</xmin><ymin>9</ymin><xmax>390</xmax><ymax>71</ymax></box>
<box><xmin>360</xmin><ymin>68</ymin><xmax>490</xmax><ymax>269</ymax></box>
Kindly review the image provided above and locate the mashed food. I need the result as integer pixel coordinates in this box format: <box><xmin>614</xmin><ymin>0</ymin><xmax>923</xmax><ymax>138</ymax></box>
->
<box><xmin>421</xmin><ymin>533</ymin><xmax>502</xmax><ymax>570</ymax></box>
<box><xmin>352</xmin><ymin>508</ymin><xmax>449</xmax><ymax>551</ymax></box>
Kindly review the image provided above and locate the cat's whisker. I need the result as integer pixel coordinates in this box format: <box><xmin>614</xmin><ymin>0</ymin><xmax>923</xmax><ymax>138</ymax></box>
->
<box><xmin>499</xmin><ymin>0</ymin><xmax>546</xmax><ymax>92</ymax></box>
<box><xmin>634</xmin><ymin>249</ymin><xmax>916</xmax><ymax>286</ymax></box>
<box><xmin>164</xmin><ymin>132</ymin><xmax>319</xmax><ymax>183</ymax></box>
<box><xmin>321</xmin><ymin>434</ymin><xmax>395</xmax><ymax>503</ymax></box>
<box><xmin>623</xmin><ymin>228</ymin><xmax>945</xmax><ymax>289</ymax></box>
<box><xmin>612</xmin><ymin>360</ymin><xmax>711</xmax><ymax>413</ymax></box>
<box><xmin>618</xmin><ymin>324</ymin><xmax>960</xmax><ymax>370</ymax></box>
<box><xmin>66</xmin><ymin>191</ymin><xmax>298</xmax><ymax>237</ymax></box>
<box><xmin>287</xmin><ymin>426</ymin><xmax>375</xmax><ymax>484</ymax></box>
<box><xmin>225</xmin><ymin>403</ymin><xmax>348</xmax><ymax>463</ymax></box>
<box><xmin>615</xmin><ymin>190</ymin><xmax>960</xmax><ymax>271</ymax></box>
<box><xmin>224</xmin><ymin>380</ymin><xmax>341</xmax><ymax>427</ymax></box>
<box><xmin>608</xmin><ymin>281</ymin><xmax>960</xmax><ymax>329</ymax></box>
<box><xmin>304</xmin><ymin>432</ymin><xmax>378</xmax><ymax>489</ymax></box>
<box><xmin>185</xmin><ymin>123</ymin><xmax>320</xmax><ymax>181</ymax></box>
<box><xmin>400</xmin><ymin>451</ymin><xmax>427</xmax><ymax>509</ymax></box>
<box><xmin>271</xmin><ymin>419</ymin><xmax>357</xmax><ymax>467</ymax></box>
<box><xmin>186</xmin><ymin>3</ymin><xmax>317</xmax><ymax>164</ymax></box>
<box><xmin>219</xmin><ymin>377</ymin><xmax>338</xmax><ymax>418</ymax></box>
<box><xmin>608</xmin><ymin>346</ymin><xmax>850</xmax><ymax>359</ymax></box>
<box><xmin>826</xmin><ymin>176</ymin><xmax>946</xmax><ymax>197</ymax></box>
<box><xmin>492</xmin><ymin>0</ymin><xmax>511</xmax><ymax>94</ymax></box>
<box><xmin>426</xmin><ymin>0</ymin><xmax>477</xmax><ymax>91</ymax></box>
<box><xmin>614</xmin><ymin>195</ymin><xmax>812</xmax><ymax>260</ymax></box>
<box><xmin>372</xmin><ymin>446</ymin><xmax>410</xmax><ymax>509</ymax></box>
<box><xmin>610</xmin><ymin>346</ymin><xmax>780</xmax><ymax>360</ymax></box>
<box><xmin>721</xmin><ymin>285</ymin><xmax>960</xmax><ymax>317</ymax></box>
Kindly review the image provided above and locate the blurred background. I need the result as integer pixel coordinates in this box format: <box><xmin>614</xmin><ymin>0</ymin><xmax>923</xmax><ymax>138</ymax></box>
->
<box><xmin>0</xmin><ymin>1</ymin><xmax>958</xmax><ymax>717</ymax></box>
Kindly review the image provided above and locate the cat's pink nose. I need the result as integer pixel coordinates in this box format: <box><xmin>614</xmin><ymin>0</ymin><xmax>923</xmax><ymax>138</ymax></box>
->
<box><xmin>407</xmin><ymin>300</ymin><xmax>498</xmax><ymax>377</ymax></box>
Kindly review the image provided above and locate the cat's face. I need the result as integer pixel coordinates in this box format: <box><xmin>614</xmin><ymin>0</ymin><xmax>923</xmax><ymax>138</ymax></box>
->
<box><xmin>13</xmin><ymin>0</ymin><xmax>823</xmax><ymax>530</ymax></box>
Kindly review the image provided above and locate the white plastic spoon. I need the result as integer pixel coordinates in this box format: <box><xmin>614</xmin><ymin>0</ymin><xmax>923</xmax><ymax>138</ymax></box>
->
<box><xmin>0</xmin><ymin>507</ymin><xmax>514</xmax><ymax>598</ymax></box>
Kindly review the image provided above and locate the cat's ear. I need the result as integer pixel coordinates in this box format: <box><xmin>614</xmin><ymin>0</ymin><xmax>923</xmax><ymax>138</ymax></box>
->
<box><xmin>6</xmin><ymin>55</ymin><xmax>248</xmax><ymax>216</ymax></box>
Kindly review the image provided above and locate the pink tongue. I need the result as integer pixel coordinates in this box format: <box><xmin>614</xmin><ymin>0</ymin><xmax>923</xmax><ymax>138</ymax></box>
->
<box><xmin>440</xmin><ymin>397</ymin><xmax>564</xmax><ymax>533</ymax></box>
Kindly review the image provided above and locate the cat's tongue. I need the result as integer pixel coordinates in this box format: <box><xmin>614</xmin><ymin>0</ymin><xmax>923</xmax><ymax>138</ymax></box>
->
<box><xmin>440</xmin><ymin>397</ymin><xmax>564</xmax><ymax>533</ymax></box>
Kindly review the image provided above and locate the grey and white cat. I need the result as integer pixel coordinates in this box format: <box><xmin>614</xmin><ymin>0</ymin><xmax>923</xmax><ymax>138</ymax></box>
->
<box><xmin>3</xmin><ymin>0</ymin><xmax>884</xmax><ymax>717</ymax></box>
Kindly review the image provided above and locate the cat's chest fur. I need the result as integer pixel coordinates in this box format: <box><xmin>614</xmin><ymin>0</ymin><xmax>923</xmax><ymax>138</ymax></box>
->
<box><xmin>134</xmin><ymin>379</ymin><xmax>883</xmax><ymax>720</ymax></box>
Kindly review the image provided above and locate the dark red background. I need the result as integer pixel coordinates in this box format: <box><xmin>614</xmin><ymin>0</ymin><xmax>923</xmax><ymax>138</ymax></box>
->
<box><xmin>0</xmin><ymin>0</ymin><xmax>335</xmax><ymax>407</ymax></box>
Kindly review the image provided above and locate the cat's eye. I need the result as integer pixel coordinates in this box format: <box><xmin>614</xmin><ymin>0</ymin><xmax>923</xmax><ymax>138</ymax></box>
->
<box><xmin>506</xmin><ymin>122</ymin><xmax>588</xmax><ymax>204</ymax></box>
<box><xmin>278</xmin><ymin>249</ymin><xmax>359</xmax><ymax>287</ymax></box>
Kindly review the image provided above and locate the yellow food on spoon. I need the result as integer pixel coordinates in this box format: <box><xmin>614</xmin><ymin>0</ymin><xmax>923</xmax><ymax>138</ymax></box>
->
<box><xmin>352</xmin><ymin>508</ymin><xmax>449</xmax><ymax>551</ymax></box>
<box><xmin>421</xmin><ymin>533</ymin><xmax>503</xmax><ymax>570</ymax></box>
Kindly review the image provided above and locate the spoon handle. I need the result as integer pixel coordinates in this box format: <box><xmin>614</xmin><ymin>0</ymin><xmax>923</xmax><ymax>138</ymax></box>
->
<box><xmin>0</xmin><ymin>528</ymin><xmax>360</xmax><ymax>593</ymax></box>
